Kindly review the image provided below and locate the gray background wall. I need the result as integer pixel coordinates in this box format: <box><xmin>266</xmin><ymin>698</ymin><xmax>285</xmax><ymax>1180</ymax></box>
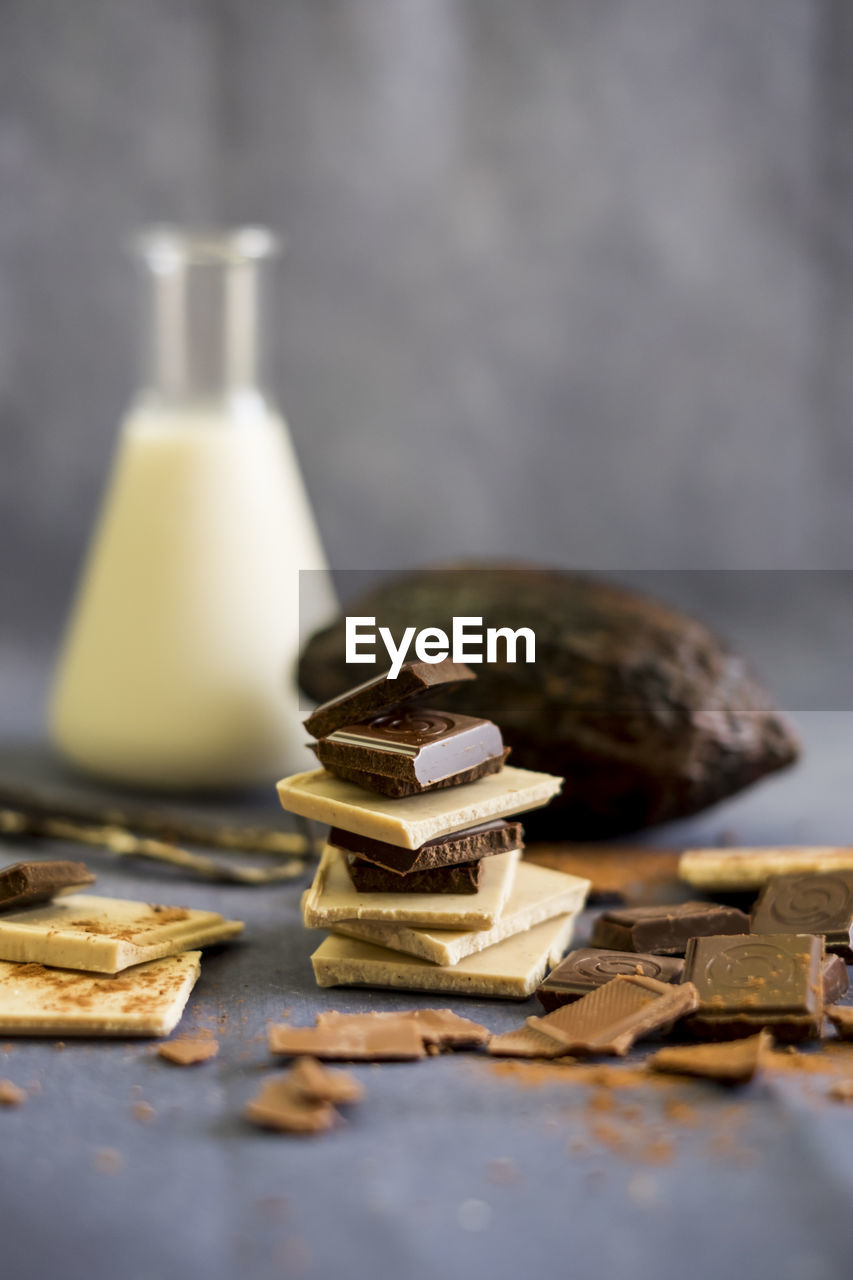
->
<box><xmin>3</xmin><ymin>0</ymin><xmax>853</xmax><ymax>663</ymax></box>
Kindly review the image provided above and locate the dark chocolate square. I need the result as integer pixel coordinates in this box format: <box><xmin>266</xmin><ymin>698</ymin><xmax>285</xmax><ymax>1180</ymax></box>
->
<box><xmin>751</xmin><ymin>872</ymin><xmax>853</xmax><ymax>961</ymax></box>
<box><xmin>684</xmin><ymin>933</ymin><xmax>823</xmax><ymax>1041</ymax></box>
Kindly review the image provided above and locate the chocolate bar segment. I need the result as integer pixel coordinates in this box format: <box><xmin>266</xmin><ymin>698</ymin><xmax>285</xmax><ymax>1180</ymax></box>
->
<box><xmin>684</xmin><ymin>933</ymin><xmax>823</xmax><ymax>1042</ymax></box>
<box><xmin>751</xmin><ymin>872</ymin><xmax>853</xmax><ymax>961</ymax></box>
<box><xmin>823</xmin><ymin>953</ymin><xmax>850</xmax><ymax>1005</ymax></box>
<box><xmin>314</xmin><ymin>710</ymin><xmax>507</xmax><ymax>797</ymax></box>
<box><xmin>329</xmin><ymin>820</ymin><xmax>523</xmax><ymax>875</ymax></box>
<box><xmin>347</xmin><ymin>856</ymin><xmax>482</xmax><ymax>895</ymax></box>
<box><xmin>303</xmin><ymin>659</ymin><xmax>476</xmax><ymax>739</ymax></box>
<box><xmin>525</xmin><ymin>975</ymin><xmax>699</xmax><ymax>1057</ymax></box>
<box><xmin>0</xmin><ymin>860</ymin><xmax>95</xmax><ymax>912</ymax></box>
<box><xmin>535</xmin><ymin>947</ymin><xmax>685</xmax><ymax>1011</ymax></box>
<box><xmin>590</xmin><ymin>900</ymin><xmax>750</xmax><ymax>956</ymax></box>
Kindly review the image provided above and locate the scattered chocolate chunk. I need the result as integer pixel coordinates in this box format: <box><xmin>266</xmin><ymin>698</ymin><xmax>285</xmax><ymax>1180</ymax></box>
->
<box><xmin>823</xmin><ymin>955</ymin><xmax>849</xmax><ymax>1006</ymax></box>
<box><xmin>268</xmin><ymin>1020</ymin><xmax>425</xmax><ymax>1061</ymax></box>
<box><xmin>289</xmin><ymin>1057</ymin><xmax>364</xmax><ymax>1105</ymax></box>
<box><xmin>684</xmin><ymin>934</ymin><xmax>824</xmax><ymax>1042</ymax></box>
<box><xmin>315</xmin><ymin>1008</ymin><xmax>490</xmax><ymax>1050</ymax></box>
<box><xmin>648</xmin><ymin>1031</ymin><xmax>772</xmax><ymax>1084</ymax></box>
<box><xmin>157</xmin><ymin>1034</ymin><xmax>219</xmax><ymax>1066</ymax></box>
<box><xmin>590</xmin><ymin>901</ymin><xmax>750</xmax><ymax>956</ymax></box>
<box><xmin>0</xmin><ymin>860</ymin><xmax>95</xmax><ymax>912</ymax></box>
<box><xmin>245</xmin><ymin>1076</ymin><xmax>337</xmax><ymax>1134</ymax></box>
<box><xmin>525</xmin><ymin>975</ymin><xmax>699</xmax><ymax>1057</ymax></box>
<box><xmin>0</xmin><ymin>1078</ymin><xmax>26</xmax><ymax>1107</ymax></box>
<box><xmin>751</xmin><ymin>872</ymin><xmax>853</xmax><ymax>961</ymax></box>
<box><xmin>346</xmin><ymin>856</ymin><xmax>482</xmax><ymax>895</ymax></box>
<box><xmin>330</xmin><ymin>821</ymin><xmax>523</xmax><ymax>877</ymax></box>
<box><xmin>828</xmin><ymin>1080</ymin><xmax>853</xmax><ymax>1102</ymax></box>
<box><xmin>826</xmin><ymin>1006</ymin><xmax>853</xmax><ymax>1040</ymax></box>
<box><xmin>303</xmin><ymin>658</ymin><xmax>476</xmax><ymax>739</ymax></box>
<box><xmin>487</xmin><ymin>1024</ymin><xmax>569</xmax><ymax>1059</ymax></box>
<box><xmin>536</xmin><ymin>947</ymin><xmax>685</xmax><ymax>1010</ymax></box>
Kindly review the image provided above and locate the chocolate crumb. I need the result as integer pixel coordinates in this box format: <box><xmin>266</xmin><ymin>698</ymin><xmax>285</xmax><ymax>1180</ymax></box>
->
<box><xmin>132</xmin><ymin>1101</ymin><xmax>156</xmax><ymax>1125</ymax></box>
<box><xmin>0</xmin><ymin>1079</ymin><xmax>26</xmax><ymax>1107</ymax></box>
<box><xmin>91</xmin><ymin>1147</ymin><xmax>123</xmax><ymax>1175</ymax></box>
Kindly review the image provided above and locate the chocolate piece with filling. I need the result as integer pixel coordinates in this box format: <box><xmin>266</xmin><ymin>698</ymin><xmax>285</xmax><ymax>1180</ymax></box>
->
<box><xmin>0</xmin><ymin>860</ymin><xmax>95</xmax><ymax>912</ymax></box>
<box><xmin>346</xmin><ymin>855</ymin><xmax>482</xmax><ymax>894</ymax></box>
<box><xmin>329</xmin><ymin>820</ymin><xmax>523</xmax><ymax>875</ymax></box>
<box><xmin>303</xmin><ymin>659</ymin><xmax>476</xmax><ymax>739</ymax></box>
<box><xmin>751</xmin><ymin>872</ymin><xmax>853</xmax><ymax>961</ymax></box>
<box><xmin>590</xmin><ymin>900</ymin><xmax>750</xmax><ymax>956</ymax></box>
<box><xmin>823</xmin><ymin>954</ymin><xmax>849</xmax><ymax>1006</ymax></box>
<box><xmin>684</xmin><ymin>933</ymin><xmax>824</xmax><ymax>1042</ymax></box>
<box><xmin>525</xmin><ymin>974</ymin><xmax>699</xmax><ymax>1057</ymax></box>
<box><xmin>535</xmin><ymin>947</ymin><xmax>685</xmax><ymax>1011</ymax></box>
<box><xmin>648</xmin><ymin>1030</ymin><xmax>772</xmax><ymax>1084</ymax></box>
<box><xmin>313</xmin><ymin>709</ymin><xmax>507</xmax><ymax>797</ymax></box>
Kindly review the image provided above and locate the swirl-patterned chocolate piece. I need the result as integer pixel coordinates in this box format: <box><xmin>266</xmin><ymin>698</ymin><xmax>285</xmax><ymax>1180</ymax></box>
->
<box><xmin>752</xmin><ymin>872</ymin><xmax>853</xmax><ymax>933</ymax></box>
<box><xmin>535</xmin><ymin>948</ymin><xmax>684</xmax><ymax>1011</ymax></box>
<box><xmin>368</xmin><ymin>710</ymin><xmax>457</xmax><ymax>741</ymax></box>
<box><xmin>684</xmin><ymin>933</ymin><xmax>823</xmax><ymax>1041</ymax></box>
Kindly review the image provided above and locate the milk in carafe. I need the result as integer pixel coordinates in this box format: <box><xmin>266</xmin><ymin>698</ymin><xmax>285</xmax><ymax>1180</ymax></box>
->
<box><xmin>50</xmin><ymin>228</ymin><xmax>334</xmax><ymax>788</ymax></box>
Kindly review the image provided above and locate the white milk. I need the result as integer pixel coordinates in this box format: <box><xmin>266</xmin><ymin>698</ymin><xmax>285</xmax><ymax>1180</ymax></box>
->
<box><xmin>50</xmin><ymin>396</ymin><xmax>332</xmax><ymax>787</ymax></box>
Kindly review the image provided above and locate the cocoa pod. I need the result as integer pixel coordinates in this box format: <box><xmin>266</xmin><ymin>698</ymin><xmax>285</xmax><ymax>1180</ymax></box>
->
<box><xmin>298</xmin><ymin>567</ymin><xmax>798</xmax><ymax>838</ymax></box>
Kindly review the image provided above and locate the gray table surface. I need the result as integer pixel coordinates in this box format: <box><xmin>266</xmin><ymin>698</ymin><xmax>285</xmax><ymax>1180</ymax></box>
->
<box><xmin>1</xmin><ymin>657</ymin><xmax>852</xmax><ymax>1280</ymax></box>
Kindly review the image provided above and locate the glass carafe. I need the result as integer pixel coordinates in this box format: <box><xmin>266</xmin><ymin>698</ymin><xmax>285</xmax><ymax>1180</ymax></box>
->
<box><xmin>50</xmin><ymin>227</ymin><xmax>334</xmax><ymax>788</ymax></box>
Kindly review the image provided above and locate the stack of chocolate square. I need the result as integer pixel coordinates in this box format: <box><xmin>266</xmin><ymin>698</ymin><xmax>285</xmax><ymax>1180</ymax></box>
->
<box><xmin>277</xmin><ymin>660</ymin><xmax>590</xmax><ymax>998</ymax></box>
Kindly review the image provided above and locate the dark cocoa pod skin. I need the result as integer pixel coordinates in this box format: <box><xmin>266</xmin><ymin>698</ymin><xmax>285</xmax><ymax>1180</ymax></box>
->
<box><xmin>298</xmin><ymin>567</ymin><xmax>799</xmax><ymax>839</ymax></box>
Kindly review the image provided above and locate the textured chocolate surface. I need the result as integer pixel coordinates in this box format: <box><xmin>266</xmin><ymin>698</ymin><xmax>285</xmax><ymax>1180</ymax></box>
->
<box><xmin>590</xmin><ymin>900</ymin><xmax>750</xmax><ymax>955</ymax></box>
<box><xmin>329</xmin><ymin>820</ymin><xmax>523</xmax><ymax>875</ymax></box>
<box><xmin>823</xmin><ymin>953</ymin><xmax>850</xmax><ymax>1005</ymax></box>
<box><xmin>0</xmin><ymin>860</ymin><xmax>95</xmax><ymax>912</ymax></box>
<box><xmin>525</xmin><ymin>974</ymin><xmax>699</xmax><ymax>1057</ymax></box>
<box><xmin>751</xmin><ymin>872</ymin><xmax>853</xmax><ymax>961</ymax></box>
<box><xmin>315</xmin><ymin>709</ymin><xmax>506</xmax><ymax>794</ymax></box>
<box><xmin>303</xmin><ymin>659</ymin><xmax>475</xmax><ymax>739</ymax></box>
<box><xmin>320</xmin><ymin>748</ymin><xmax>510</xmax><ymax>798</ymax></box>
<box><xmin>649</xmin><ymin>1030</ymin><xmax>772</xmax><ymax>1084</ymax></box>
<box><xmin>347</xmin><ymin>855</ymin><xmax>482</xmax><ymax>894</ymax></box>
<box><xmin>535</xmin><ymin>946</ymin><xmax>685</xmax><ymax>1011</ymax></box>
<box><xmin>684</xmin><ymin>933</ymin><xmax>824</xmax><ymax>1041</ymax></box>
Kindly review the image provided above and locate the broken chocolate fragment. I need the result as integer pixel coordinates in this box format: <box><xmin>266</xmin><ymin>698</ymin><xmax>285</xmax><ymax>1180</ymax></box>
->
<box><xmin>329</xmin><ymin>820</ymin><xmax>523</xmax><ymax>876</ymax></box>
<box><xmin>525</xmin><ymin>975</ymin><xmax>699</xmax><ymax>1057</ymax></box>
<box><xmin>648</xmin><ymin>1030</ymin><xmax>772</xmax><ymax>1084</ymax></box>
<box><xmin>157</xmin><ymin>1034</ymin><xmax>219</xmax><ymax>1066</ymax></box>
<box><xmin>244</xmin><ymin>1075</ymin><xmax>338</xmax><ymax>1134</ymax></box>
<box><xmin>684</xmin><ymin>933</ymin><xmax>824</xmax><ymax>1042</ymax></box>
<box><xmin>751</xmin><ymin>872</ymin><xmax>853</xmax><ymax>961</ymax></box>
<box><xmin>346</xmin><ymin>855</ymin><xmax>482</xmax><ymax>894</ymax></box>
<box><xmin>288</xmin><ymin>1056</ymin><xmax>364</xmax><ymax>1104</ymax></box>
<box><xmin>268</xmin><ymin>1020</ymin><xmax>425</xmax><ymax>1061</ymax></box>
<box><xmin>315</xmin><ymin>1008</ymin><xmax>490</xmax><ymax>1050</ymax></box>
<box><xmin>823</xmin><ymin>954</ymin><xmax>849</xmax><ymax>1006</ymax></box>
<box><xmin>0</xmin><ymin>860</ymin><xmax>95</xmax><ymax>912</ymax></box>
<box><xmin>535</xmin><ymin>947</ymin><xmax>685</xmax><ymax>1011</ymax></box>
<box><xmin>826</xmin><ymin>1006</ymin><xmax>853</xmax><ymax>1040</ymax></box>
<box><xmin>590</xmin><ymin>901</ymin><xmax>750</xmax><ymax>956</ymax></box>
<box><xmin>487</xmin><ymin>1024</ymin><xmax>569</xmax><ymax>1060</ymax></box>
<box><xmin>303</xmin><ymin>659</ymin><xmax>476</xmax><ymax>739</ymax></box>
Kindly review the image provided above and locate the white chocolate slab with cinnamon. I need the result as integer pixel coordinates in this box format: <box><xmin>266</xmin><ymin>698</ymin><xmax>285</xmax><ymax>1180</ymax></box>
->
<box><xmin>328</xmin><ymin>860</ymin><xmax>590</xmax><ymax>964</ymax></box>
<box><xmin>303</xmin><ymin>846</ymin><xmax>520</xmax><ymax>930</ymax></box>
<box><xmin>0</xmin><ymin>951</ymin><xmax>201</xmax><ymax>1036</ymax></box>
<box><xmin>0</xmin><ymin>894</ymin><xmax>243</xmax><ymax>973</ymax></box>
<box><xmin>277</xmin><ymin>766</ymin><xmax>563</xmax><ymax>850</ymax></box>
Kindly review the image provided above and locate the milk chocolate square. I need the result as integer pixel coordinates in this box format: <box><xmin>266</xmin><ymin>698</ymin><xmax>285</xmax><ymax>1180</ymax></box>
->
<box><xmin>751</xmin><ymin>872</ymin><xmax>853</xmax><ymax>961</ymax></box>
<box><xmin>303</xmin><ymin>659</ymin><xmax>475</xmax><ymax>739</ymax></box>
<box><xmin>591</xmin><ymin>901</ymin><xmax>750</xmax><ymax>956</ymax></box>
<box><xmin>535</xmin><ymin>947</ymin><xmax>685</xmax><ymax>1011</ymax></box>
<box><xmin>313</xmin><ymin>709</ymin><xmax>507</xmax><ymax>797</ymax></box>
<box><xmin>684</xmin><ymin>933</ymin><xmax>823</xmax><ymax>1041</ymax></box>
<box><xmin>0</xmin><ymin>860</ymin><xmax>95</xmax><ymax>912</ymax></box>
